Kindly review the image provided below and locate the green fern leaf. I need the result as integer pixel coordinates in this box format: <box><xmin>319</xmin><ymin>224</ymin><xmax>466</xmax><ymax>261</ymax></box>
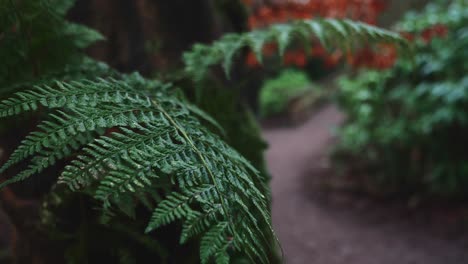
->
<box><xmin>146</xmin><ymin>185</ymin><xmax>216</xmax><ymax>232</ymax></box>
<box><xmin>200</xmin><ymin>222</ymin><xmax>231</xmax><ymax>264</ymax></box>
<box><xmin>215</xmin><ymin>251</ymin><xmax>230</xmax><ymax>264</ymax></box>
<box><xmin>184</xmin><ymin>18</ymin><xmax>409</xmax><ymax>80</ymax></box>
<box><xmin>271</xmin><ymin>24</ymin><xmax>294</xmax><ymax>56</ymax></box>
<box><xmin>0</xmin><ymin>77</ymin><xmax>155</xmax><ymax>118</ymax></box>
<box><xmin>180</xmin><ymin>204</ymin><xmax>222</xmax><ymax>244</ymax></box>
<box><xmin>0</xmin><ymin>132</ymin><xmax>96</xmax><ymax>188</ymax></box>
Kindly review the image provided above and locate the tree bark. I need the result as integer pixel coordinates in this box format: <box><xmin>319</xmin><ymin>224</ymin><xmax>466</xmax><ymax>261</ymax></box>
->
<box><xmin>68</xmin><ymin>0</ymin><xmax>228</xmax><ymax>74</ymax></box>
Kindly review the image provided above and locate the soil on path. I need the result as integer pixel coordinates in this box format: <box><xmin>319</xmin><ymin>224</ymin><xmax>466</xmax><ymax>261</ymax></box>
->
<box><xmin>263</xmin><ymin>104</ymin><xmax>468</xmax><ymax>264</ymax></box>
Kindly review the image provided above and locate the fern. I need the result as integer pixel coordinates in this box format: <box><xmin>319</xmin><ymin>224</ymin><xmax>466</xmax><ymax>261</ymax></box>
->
<box><xmin>183</xmin><ymin>18</ymin><xmax>409</xmax><ymax>80</ymax></box>
<box><xmin>200</xmin><ymin>222</ymin><xmax>231</xmax><ymax>264</ymax></box>
<box><xmin>0</xmin><ymin>73</ymin><xmax>276</xmax><ymax>262</ymax></box>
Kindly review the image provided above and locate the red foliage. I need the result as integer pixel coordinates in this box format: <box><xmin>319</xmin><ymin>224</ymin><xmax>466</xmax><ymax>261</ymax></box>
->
<box><xmin>242</xmin><ymin>1</ymin><xmax>449</xmax><ymax>69</ymax></box>
<box><xmin>246</xmin><ymin>0</ymin><xmax>387</xmax><ymax>30</ymax></box>
<box><xmin>242</xmin><ymin>0</ymin><xmax>396</xmax><ymax>69</ymax></box>
<box><xmin>420</xmin><ymin>24</ymin><xmax>449</xmax><ymax>43</ymax></box>
<box><xmin>348</xmin><ymin>44</ymin><xmax>397</xmax><ymax>69</ymax></box>
<box><xmin>283</xmin><ymin>50</ymin><xmax>307</xmax><ymax>67</ymax></box>
<box><xmin>246</xmin><ymin>52</ymin><xmax>261</xmax><ymax>67</ymax></box>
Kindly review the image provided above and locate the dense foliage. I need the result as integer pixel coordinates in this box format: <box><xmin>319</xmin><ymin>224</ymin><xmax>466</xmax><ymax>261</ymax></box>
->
<box><xmin>0</xmin><ymin>0</ymin><xmax>407</xmax><ymax>263</ymax></box>
<box><xmin>0</xmin><ymin>0</ymin><xmax>106</xmax><ymax>92</ymax></box>
<box><xmin>259</xmin><ymin>69</ymin><xmax>319</xmax><ymax>117</ymax></box>
<box><xmin>334</xmin><ymin>0</ymin><xmax>468</xmax><ymax>197</ymax></box>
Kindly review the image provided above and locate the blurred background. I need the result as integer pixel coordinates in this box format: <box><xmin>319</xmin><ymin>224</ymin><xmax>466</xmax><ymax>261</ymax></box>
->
<box><xmin>2</xmin><ymin>0</ymin><xmax>468</xmax><ymax>263</ymax></box>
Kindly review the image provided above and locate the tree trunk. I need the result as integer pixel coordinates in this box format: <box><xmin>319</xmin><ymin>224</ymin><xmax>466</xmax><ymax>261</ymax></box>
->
<box><xmin>68</xmin><ymin>0</ymin><xmax>229</xmax><ymax>74</ymax></box>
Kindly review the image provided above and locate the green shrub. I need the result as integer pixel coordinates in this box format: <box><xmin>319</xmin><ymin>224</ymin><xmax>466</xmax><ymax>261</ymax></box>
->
<box><xmin>335</xmin><ymin>0</ymin><xmax>468</xmax><ymax>196</ymax></box>
<box><xmin>259</xmin><ymin>69</ymin><xmax>315</xmax><ymax>117</ymax></box>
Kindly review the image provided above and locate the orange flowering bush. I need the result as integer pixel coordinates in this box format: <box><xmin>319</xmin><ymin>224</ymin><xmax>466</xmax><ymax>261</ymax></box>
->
<box><xmin>242</xmin><ymin>0</ymin><xmax>390</xmax><ymax>69</ymax></box>
<box><xmin>245</xmin><ymin>0</ymin><xmax>386</xmax><ymax>29</ymax></box>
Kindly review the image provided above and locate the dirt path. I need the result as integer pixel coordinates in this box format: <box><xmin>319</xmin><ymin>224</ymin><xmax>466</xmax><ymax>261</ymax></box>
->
<box><xmin>263</xmin><ymin>105</ymin><xmax>468</xmax><ymax>264</ymax></box>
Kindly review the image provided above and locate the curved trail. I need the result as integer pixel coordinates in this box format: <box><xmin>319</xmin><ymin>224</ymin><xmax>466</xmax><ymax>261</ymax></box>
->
<box><xmin>263</xmin><ymin>105</ymin><xmax>468</xmax><ymax>264</ymax></box>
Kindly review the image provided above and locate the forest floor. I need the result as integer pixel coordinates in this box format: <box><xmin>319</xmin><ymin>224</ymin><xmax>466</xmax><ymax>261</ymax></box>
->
<box><xmin>263</xmin><ymin>104</ymin><xmax>468</xmax><ymax>264</ymax></box>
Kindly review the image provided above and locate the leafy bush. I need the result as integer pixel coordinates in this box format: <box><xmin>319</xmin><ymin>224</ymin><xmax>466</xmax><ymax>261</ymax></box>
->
<box><xmin>259</xmin><ymin>69</ymin><xmax>319</xmax><ymax>117</ymax></box>
<box><xmin>0</xmin><ymin>0</ymin><xmax>407</xmax><ymax>262</ymax></box>
<box><xmin>335</xmin><ymin>0</ymin><xmax>468</xmax><ymax>196</ymax></box>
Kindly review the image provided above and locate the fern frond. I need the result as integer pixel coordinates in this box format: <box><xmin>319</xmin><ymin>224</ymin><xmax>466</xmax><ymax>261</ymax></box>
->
<box><xmin>0</xmin><ymin>131</ymin><xmax>97</xmax><ymax>189</ymax></box>
<box><xmin>180</xmin><ymin>204</ymin><xmax>222</xmax><ymax>244</ymax></box>
<box><xmin>146</xmin><ymin>185</ymin><xmax>216</xmax><ymax>231</ymax></box>
<box><xmin>215</xmin><ymin>251</ymin><xmax>230</xmax><ymax>264</ymax></box>
<box><xmin>0</xmin><ymin>77</ymin><xmax>154</xmax><ymax>118</ymax></box>
<box><xmin>0</xmin><ymin>75</ymin><xmax>275</xmax><ymax>263</ymax></box>
<box><xmin>0</xmin><ymin>109</ymin><xmax>107</xmax><ymax>174</ymax></box>
<box><xmin>199</xmin><ymin>222</ymin><xmax>232</xmax><ymax>264</ymax></box>
<box><xmin>184</xmin><ymin>18</ymin><xmax>409</xmax><ymax>80</ymax></box>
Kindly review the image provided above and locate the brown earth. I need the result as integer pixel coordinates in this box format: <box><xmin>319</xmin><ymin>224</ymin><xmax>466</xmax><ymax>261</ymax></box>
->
<box><xmin>264</xmin><ymin>104</ymin><xmax>468</xmax><ymax>264</ymax></box>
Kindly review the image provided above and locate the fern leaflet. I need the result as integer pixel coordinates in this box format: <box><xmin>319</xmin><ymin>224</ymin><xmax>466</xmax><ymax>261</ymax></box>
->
<box><xmin>184</xmin><ymin>18</ymin><xmax>410</xmax><ymax>80</ymax></box>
